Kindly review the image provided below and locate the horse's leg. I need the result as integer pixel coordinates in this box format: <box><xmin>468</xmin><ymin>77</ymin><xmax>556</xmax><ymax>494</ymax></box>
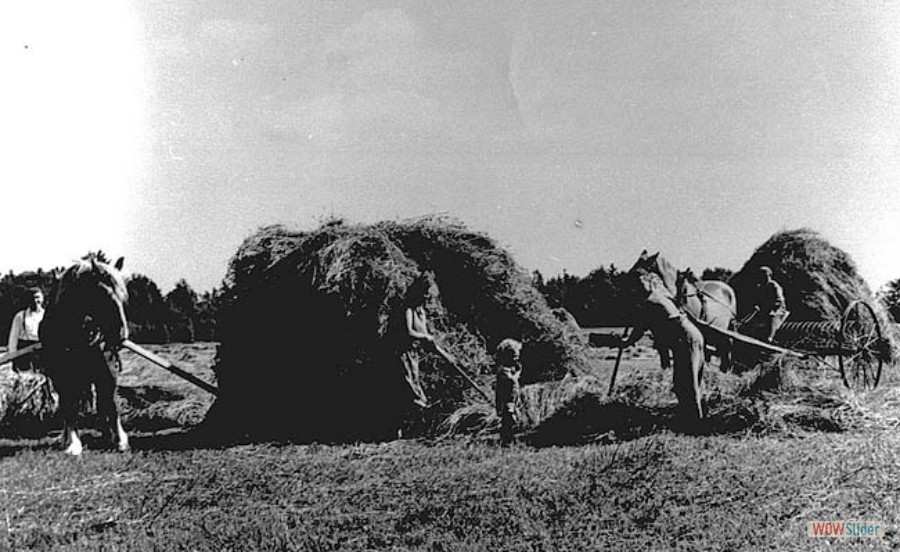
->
<box><xmin>656</xmin><ymin>345</ymin><xmax>669</xmax><ymax>370</ymax></box>
<box><xmin>57</xmin><ymin>380</ymin><xmax>84</xmax><ymax>456</ymax></box>
<box><xmin>96</xmin><ymin>350</ymin><xmax>129</xmax><ymax>452</ymax></box>
<box><xmin>96</xmin><ymin>389</ymin><xmax>128</xmax><ymax>452</ymax></box>
<box><xmin>721</xmin><ymin>337</ymin><xmax>733</xmax><ymax>373</ymax></box>
<box><xmin>653</xmin><ymin>330</ymin><xmax>672</xmax><ymax>370</ymax></box>
<box><xmin>672</xmin><ymin>321</ymin><xmax>706</xmax><ymax>424</ymax></box>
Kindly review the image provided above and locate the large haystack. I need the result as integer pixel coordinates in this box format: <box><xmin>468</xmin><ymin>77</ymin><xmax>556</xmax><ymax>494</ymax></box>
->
<box><xmin>730</xmin><ymin>228</ymin><xmax>897</xmax><ymax>356</ymax></box>
<box><xmin>206</xmin><ymin>216</ymin><xmax>589</xmax><ymax>441</ymax></box>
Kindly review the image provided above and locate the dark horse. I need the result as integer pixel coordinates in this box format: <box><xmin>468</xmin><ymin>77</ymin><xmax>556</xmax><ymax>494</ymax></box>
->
<box><xmin>39</xmin><ymin>254</ymin><xmax>130</xmax><ymax>455</ymax></box>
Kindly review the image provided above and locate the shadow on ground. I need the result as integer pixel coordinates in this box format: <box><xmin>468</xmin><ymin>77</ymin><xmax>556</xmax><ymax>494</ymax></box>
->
<box><xmin>0</xmin><ymin>427</ymin><xmax>228</xmax><ymax>457</ymax></box>
<box><xmin>523</xmin><ymin>392</ymin><xmax>771</xmax><ymax>447</ymax></box>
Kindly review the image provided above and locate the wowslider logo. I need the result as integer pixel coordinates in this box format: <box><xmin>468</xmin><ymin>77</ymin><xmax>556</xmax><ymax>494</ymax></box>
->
<box><xmin>807</xmin><ymin>520</ymin><xmax>885</xmax><ymax>538</ymax></box>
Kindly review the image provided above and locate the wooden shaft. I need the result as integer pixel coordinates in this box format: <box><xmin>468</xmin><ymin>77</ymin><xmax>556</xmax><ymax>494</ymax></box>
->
<box><xmin>607</xmin><ymin>327</ymin><xmax>629</xmax><ymax>396</ymax></box>
<box><xmin>122</xmin><ymin>340</ymin><xmax>219</xmax><ymax>396</ymax></box>
<box><xmin>0</xmin><ymin>342</ymin><xmax>43</xmax><ymax>365</ymax></box>
<box><xmin>684</xmin><ymin>311</ymin><xmax>805</xmax><ymax>357</ymax></box>
<box><xmin>2</xmin><ymin>340</ymin><xmax>220</xmax><ymax>397</ymax></box>
<box><xmin>433</xmin><ymin>343</ymin><xmax>493</xmax><ymax>404</ymax></box>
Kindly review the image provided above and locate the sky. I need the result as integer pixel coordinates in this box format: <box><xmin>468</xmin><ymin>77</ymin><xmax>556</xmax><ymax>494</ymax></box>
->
<box><xmin>1</xmin><ymin>1</ymin><xmax>899</xmax><ymax>294</ymax></box>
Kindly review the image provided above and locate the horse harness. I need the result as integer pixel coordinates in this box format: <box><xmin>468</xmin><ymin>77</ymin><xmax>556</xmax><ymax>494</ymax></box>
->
<box><xmin>678</xmin><ymin>283</ymin><xmax>737</xmax><ymax>318</ymax></box>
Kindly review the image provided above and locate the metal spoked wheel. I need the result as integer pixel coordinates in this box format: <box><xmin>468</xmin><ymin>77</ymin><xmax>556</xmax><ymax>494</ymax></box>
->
<box><xmin>839</xmin><ymin>300</ymin><xmax>884</xmax><ymax>390</ymax></box>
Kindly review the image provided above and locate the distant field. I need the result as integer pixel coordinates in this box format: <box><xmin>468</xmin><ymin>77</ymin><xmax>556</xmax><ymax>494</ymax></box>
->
<box><xmin>118</xmin><ymin>342</ymin><xmax>218</xmax><ymax>395</ymax></box>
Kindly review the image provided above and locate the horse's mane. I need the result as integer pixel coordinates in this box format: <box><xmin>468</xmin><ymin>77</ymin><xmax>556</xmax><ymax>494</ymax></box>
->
<box><xmin>630</xmin><ymin>250</ymin><xmax>678</xmax><ymax>296</ymax></box>
<box><xmin>52</xmin><ymin>254</ymin><xmax>128</xmax><ymax>306</ymax></box>
<box><xmin>677</xmin><ymin>268</ymin><xmax>701</xmax><ymax>286</ymax></box>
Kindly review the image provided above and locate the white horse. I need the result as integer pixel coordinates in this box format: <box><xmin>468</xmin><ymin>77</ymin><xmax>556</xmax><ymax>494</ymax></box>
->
<box><xmin>676</xmin><ymin>268</ymin><xmax>737</xmax><ymax>372</ymax></box>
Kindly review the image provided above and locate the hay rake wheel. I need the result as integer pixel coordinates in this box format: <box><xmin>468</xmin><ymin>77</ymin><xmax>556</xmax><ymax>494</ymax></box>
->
<box><xmin>838</xmin><ymin>300</ymin><xmax>884</xmax><ymax>391</ymax></box>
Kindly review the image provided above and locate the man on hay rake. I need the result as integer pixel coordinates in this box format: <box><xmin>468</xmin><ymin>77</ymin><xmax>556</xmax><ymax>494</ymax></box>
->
<box><xmin>745</xmin><ymin>265</ymin><xmax>789</xmax><ymax>343</ymax></box>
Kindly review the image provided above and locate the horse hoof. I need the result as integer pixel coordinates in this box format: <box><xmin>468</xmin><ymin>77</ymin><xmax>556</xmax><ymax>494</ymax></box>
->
<box><xmin>64</xmin><ymin>443</ymin><xmax>83</xmax><ymax>456</ymax></box>
<box><xmin>117</xmin><ymin>443</ymin><xmax>131</xmax><ymax>453</ymax></box>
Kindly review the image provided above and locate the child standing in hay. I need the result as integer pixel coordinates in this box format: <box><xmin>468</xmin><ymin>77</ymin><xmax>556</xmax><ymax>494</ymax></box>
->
<box><xmin>494</xmin><ymin>338</ymin><xmax>522</xmax><ymax>445</ymax></box>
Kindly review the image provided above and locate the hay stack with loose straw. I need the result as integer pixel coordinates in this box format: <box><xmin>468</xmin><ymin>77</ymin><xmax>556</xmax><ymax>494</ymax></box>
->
<box><xmin>206</xmin><ymin>216</ymin><xmax>590</xmax><ymax>442</ymax></box>
<box><xmin>0</xmin><ymin>368</ymin><xmax>58</xmax><ymax>435</ymax></box>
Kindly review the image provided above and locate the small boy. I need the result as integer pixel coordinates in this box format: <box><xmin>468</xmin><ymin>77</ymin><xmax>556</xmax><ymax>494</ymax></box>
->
<box><xmin>495</xmin><ymin>338</ymin><xmax>523</xmax><ymax>445</ymax></box>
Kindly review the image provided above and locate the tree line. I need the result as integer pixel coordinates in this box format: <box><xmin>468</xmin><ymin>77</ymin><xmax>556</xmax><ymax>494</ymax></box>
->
<box><xmin>2</xmin><ymin>263</ymin><xmax>897</xmax><ymax>346</ymax></box>
<box><xmin>0</xmin><ymin>270</ymin><xmax>222</xmax><ymax>345</ymax></box>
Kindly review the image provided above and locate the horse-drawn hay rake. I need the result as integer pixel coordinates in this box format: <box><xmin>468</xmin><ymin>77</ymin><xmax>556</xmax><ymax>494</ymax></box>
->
<box><xmin>588</xmin><ymin>298</ymin><xmax>890</xmax><ymax>395</ymax></box>
<box><xmin>689</xmin><ymin>299</ymin><xmax>889</xmax><ymax>390</ymax></box>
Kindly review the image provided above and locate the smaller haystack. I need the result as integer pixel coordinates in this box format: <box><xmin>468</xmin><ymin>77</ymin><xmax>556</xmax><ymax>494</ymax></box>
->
<box><xmin>730</xmin><ymin>228</ymin><xmax>897</xmax><ymax>357</ymax></box>
<box><xmin>0</xmin><ymin>369</ymin><xmax>58</xmax><ymax>435</ymax></box>
<box><xmin>206</xmin><ymin>216</ymin><xmax>590</xmax><ymax>442</ymax></box>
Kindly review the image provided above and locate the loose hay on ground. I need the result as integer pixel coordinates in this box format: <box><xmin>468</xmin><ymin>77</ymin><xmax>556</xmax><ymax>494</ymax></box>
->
<box><xmin>444</xmin><ymin>353</ymin><xmax>900</xmax><ymax>444</ymax></box>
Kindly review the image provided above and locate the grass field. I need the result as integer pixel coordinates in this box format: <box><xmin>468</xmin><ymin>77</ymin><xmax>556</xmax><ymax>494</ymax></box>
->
<box><xmin>1</xmin><ymin>342</ymin><xmax>898</xmax><ymax>550</ymax></box>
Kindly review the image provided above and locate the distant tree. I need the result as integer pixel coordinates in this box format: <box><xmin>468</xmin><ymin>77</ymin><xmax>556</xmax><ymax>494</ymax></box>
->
<box><xmin>531</xmin><ymin>270</ymin><xmax>545</xmax><ymax>292</ymax></box>
<box><xmin>194</xmin><ymin>288</ymin><xmax>223</xmax><ymax>342</ymax></box>
<box><xmin>700</xmin><ymin>267</ymin><xmax>735</xmax><ymax>282</ymax></box>
<box><xmin>537</xmin><ymin>265</ymin><xmax>634</xmax><ymax>327</ymax></box>
<box><xmin>540</xmin><ymin>271</ymin><xmax>579</xmax><ymax>310</ymax></box>
<box><xmin>879</xmin><ymin>278</ymin><xmax>900</xmax><ymax>323</ymax></box>
<box><xmin>82</xmin><ymin>250</ymin><xmax>110</xmax><ymax>263</ymax></box>
<box><xmin>165</xmin><ymin>280</ymin><xmax>199</xmax><ymax>342</ymax></box>
<box><xmin>126</xmin><ymin>274</ymin><xmax>170</xmax><ymax>343</ymax></box>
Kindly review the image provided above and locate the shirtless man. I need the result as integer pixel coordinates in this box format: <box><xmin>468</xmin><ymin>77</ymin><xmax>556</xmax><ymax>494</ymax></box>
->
<box><xmin>399</xmin><ymin>274</ymin><xmax>435</xmax><ymax>409</ymax></box>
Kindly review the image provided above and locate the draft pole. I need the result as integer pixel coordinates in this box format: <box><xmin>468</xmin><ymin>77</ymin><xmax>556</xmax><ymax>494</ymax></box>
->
<box><xmin>607</xmin><ymin>327</ymin><xmax>630</xmax><ymax>396</ymax></box>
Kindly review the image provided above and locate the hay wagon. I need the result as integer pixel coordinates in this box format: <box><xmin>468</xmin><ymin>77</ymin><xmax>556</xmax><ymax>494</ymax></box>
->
<box><xmin>692</xmin><ymin>299</ymin><xmax>889</xmax><ymax>391</ymax></box>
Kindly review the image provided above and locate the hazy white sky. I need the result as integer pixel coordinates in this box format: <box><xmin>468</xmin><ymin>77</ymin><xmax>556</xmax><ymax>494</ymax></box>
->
<box><xmin>2</xmin><ymin>1</ymin><xmax>899</xmax><ymax>293</ymax></box>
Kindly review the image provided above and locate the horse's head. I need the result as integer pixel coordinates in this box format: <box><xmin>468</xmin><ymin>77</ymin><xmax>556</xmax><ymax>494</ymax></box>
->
<box><xmin>53</xmin><ymin>254</ymin><xmax>129</xmax><ymax>349</ymax></box>
<box><xmin>627</xmin><ymin>250</ymin><xmax>678</xmax><ymax>299</ymax></box>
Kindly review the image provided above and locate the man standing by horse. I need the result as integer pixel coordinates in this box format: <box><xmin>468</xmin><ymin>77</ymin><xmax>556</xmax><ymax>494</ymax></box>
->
<box><xmin>6</xmin><ymin>287</ymin><xmax>45</xmax><ymax>373</ymax></box>
<box><xmin>623</xmin><ymin>252</ymin><xmax>706</xmax><ymax>424</ymax></box>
